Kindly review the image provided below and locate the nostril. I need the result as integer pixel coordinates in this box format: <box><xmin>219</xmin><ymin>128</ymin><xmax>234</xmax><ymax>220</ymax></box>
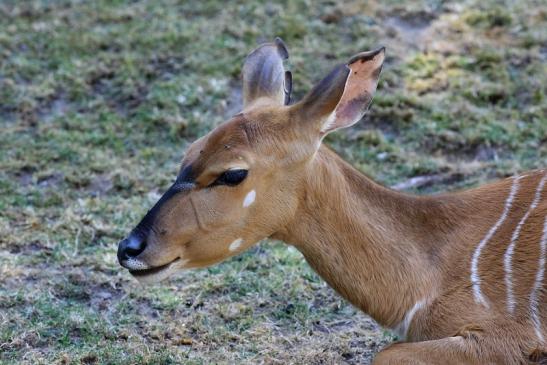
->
<box><xmin>117</xmin><ymin>234</ymin><xmax>147</xmax><ymax>264</ymax></box>
<box><xmin>125</xmin><ymin>234</ymin><xmax>147</xmax><ymax>257</ymax></box>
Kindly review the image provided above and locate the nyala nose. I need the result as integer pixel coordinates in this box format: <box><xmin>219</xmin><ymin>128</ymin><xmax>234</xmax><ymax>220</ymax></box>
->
<box><xmin>117</xmin><ymin>234</ymin><xmax>147</xmax><ymax>263</ymax></box>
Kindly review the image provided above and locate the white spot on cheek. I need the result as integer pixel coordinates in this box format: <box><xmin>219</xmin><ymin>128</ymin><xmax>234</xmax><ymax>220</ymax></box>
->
<box><xmin>243</xmin><ymin>190</ymin><xmax>256</xmax><ymax>207</ymax></box>
<box><xmin>229</xmin><ymin>238</ymin><xmax>243</xmax><ymax>252</ymax></box>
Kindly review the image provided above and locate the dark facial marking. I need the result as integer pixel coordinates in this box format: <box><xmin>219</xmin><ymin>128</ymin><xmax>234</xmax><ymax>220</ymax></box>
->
<box><xmin>132</xmin><ymin>165</ymin><xmax>195</xmax><ymax>239</ymax></box>
<box><xmin>174</xmin><ymin>164</ymin><xmax>195</xmax><ymax>189</ymax></box>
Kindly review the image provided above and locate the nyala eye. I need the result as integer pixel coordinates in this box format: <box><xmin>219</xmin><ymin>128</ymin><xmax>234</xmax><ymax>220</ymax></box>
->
<box><xmin>214</xmin><ymin>169</ymin><xmax>248</xmax><ymax>186</ymax></box>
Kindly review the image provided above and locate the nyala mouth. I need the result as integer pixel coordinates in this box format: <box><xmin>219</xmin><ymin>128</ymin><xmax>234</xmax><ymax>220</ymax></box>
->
<box><xmin>129</xmin><ymin>257</ymin><xmax>180</xmax><ymax>277</ymax></box>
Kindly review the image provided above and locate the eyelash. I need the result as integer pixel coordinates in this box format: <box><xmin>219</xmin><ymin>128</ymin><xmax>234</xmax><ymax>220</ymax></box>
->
<box><xmin>212</xmin><ymin>169</ymin><xmax>248</xmax><ymax>187</ymax></box>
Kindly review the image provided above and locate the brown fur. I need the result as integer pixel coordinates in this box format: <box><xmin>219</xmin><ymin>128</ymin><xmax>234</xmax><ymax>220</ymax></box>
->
<box><xmin>119</xmin><ymin>39</ymin><xmax>546</xmax><ymax>364</ymax></box>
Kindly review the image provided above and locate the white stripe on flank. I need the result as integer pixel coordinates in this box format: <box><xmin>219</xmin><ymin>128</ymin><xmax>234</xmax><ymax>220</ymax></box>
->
<box><xmin>505</xmin><ymin>174</ymin><xmax>547</xmax><ymax>314</ymax></box>
<box><xmin>471</xmin><ymin>176</ymin><xmax>521</xmax><ymax>307</ymax></box>
<box><xmin>530</xmin><ymin>216</ymin><xmax>547</xmax><ymax>344</ymax></box>
<box><xmin>393</xmin><ymin>299</ymin><xmax>426</xmax><ymax>340</ymax></box>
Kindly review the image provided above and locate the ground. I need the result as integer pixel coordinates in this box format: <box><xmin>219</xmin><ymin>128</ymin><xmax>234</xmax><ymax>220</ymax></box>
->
<box><xmin>0</xmin><ymin>0</ymin><xmax>546</xmax><ymax>364</ymax></box>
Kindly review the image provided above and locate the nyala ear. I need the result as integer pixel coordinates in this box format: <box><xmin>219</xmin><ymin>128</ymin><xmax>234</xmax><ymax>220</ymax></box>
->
<box><xmin>294</xmin><ymin>47</ymin><xmax>385</xmax><ymax>135</ymax></box>
<box><xmin>242</xmin><ymin>37</ymin><xmax>292</xmax><ymax>108</ymax></box>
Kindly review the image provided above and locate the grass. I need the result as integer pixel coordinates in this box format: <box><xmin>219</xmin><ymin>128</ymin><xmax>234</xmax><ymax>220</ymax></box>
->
<box><xmin>0</xmin><ymin>0</ymin><xmax>545</xmax><ymax>363</ymax></box>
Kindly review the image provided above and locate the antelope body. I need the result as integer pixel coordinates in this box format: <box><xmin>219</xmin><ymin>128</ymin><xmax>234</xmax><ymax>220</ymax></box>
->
<box><xmin>118</xmin><ymin>38</ymin><xmax>546</xmax><ymax>364</ymax></box>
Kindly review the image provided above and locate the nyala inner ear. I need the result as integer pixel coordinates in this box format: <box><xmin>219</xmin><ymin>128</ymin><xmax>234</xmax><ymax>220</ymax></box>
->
<box><xmin>242</xmin><ymin>37</ymin><xmax>292</xmax><ymax>109</ymax></box>
<box><xmin>294</xmin><ymin>47</ymin><xmax>385</xmax><ymax>135</ymax></box>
